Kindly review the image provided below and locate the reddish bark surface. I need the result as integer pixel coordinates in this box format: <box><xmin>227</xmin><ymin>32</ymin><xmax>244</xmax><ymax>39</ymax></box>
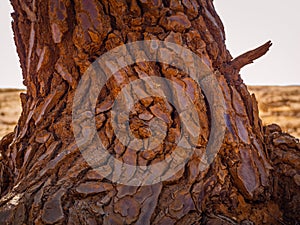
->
<box><xmin>0</xmin><ymin>0</ymin><xmax>299</xmax><ymax>224</ymax></box>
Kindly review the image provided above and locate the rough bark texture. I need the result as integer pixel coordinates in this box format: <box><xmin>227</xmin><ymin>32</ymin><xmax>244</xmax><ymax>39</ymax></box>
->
<box><xmin>0</xmin><ymin>0</ymin><xmax>299</xmax><ymax>224</ymax></box>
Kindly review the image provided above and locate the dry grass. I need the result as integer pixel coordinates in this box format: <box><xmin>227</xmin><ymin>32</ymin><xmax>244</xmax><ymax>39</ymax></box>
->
<box><xmin>249</xmin><ymin>86</ymin><xmax>300</xmax><ymax>138</ymax></box>
<box><xmin>0</xmin><ymin>90</ymin><xmax>23</xmax><ymax>139</ymax></box>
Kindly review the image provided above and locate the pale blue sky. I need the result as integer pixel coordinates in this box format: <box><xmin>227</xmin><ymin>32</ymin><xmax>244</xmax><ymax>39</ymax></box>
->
<box><xmin>214</xmin><ymin>0</ymin><xmax>300</xmax><ymax>86</ymax></box>
<box><xmin>0</xmin><ymin>0</ymin><xmax>299</xmax><ymax>88</ymax></box>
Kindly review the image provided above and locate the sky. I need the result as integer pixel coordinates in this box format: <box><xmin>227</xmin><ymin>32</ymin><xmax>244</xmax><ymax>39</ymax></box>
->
<box><xmin>214</xmin><ymin>0</ymin><xmax>300</xmax><ymax>86</ymax></box>
<box><xmin>0</xmin><ymin>0</ymin><xmax>299</xmax><ymax>88</ymax></box>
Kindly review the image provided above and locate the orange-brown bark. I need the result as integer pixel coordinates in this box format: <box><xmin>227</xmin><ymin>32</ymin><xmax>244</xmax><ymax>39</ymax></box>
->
<box><xmin>0</xmin><ymin>0</ymin><xmax>299</xmax><ymax>224</ymax></box>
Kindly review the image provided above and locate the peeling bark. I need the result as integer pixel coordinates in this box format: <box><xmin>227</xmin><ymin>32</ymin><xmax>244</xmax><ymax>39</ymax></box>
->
<box><xmin>0</xmin><ymin>0</ymin><xmax>299</xmax><ymax>224</ymax></box>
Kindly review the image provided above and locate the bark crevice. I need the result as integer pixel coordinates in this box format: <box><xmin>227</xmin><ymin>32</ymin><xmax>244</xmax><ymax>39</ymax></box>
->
<box><xmin>0</xmin><ymin>0</ymin><xmax>299</xmax><ymax>224</ymax></box>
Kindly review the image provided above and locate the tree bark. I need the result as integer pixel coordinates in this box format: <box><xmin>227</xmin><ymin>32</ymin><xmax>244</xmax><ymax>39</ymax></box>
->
<box><xmin>0</xmin><ymin>0</ymin><xmax>299</xmax><ymax>224</ymax></box>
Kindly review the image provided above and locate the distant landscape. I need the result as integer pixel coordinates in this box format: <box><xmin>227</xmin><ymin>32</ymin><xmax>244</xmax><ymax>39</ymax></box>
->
<box><xmin>0</xmin><ymin>89</ymin><xmax>23</xmax><ymax>139</ymax></box>
<box><xmin>0</xmin><ymin>86</ymin><xmax>299</xmax><ymax>140</ymax></box>
<box><xmin>248</xmin><ymin>86</ymin><xmax>300</xmax><ymax>138</ymax></box>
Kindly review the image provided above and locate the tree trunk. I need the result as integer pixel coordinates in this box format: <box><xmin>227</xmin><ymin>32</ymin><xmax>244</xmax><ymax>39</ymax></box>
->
<box><xmin>0</xmin><ymin>0</ymin><xmax>299</xmax><ymax>224</ymax></box>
